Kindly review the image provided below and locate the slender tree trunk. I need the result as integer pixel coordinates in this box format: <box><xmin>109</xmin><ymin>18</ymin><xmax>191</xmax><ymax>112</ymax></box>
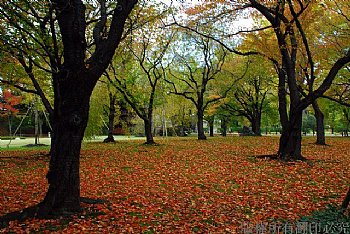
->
<box><xmin>8</xmin><ymin>114</ymin><xmax>12</xmax><ymax>137</ymax></box>
<box><xmin>278</xmin><ymin>110</ymin><xmax>304</xmax><ymax>160</ymax></box>
<box><xmin>208</xmin><ymin>118</ymin><xmax>214</xmax><ymax>137</ymax></box>
<box><xmin>38</xmin><ymin>83</ymin><xmax>92</xmax><ymax>217</ymax></box>
<box><xmin>312</xmin><ymin>101</ymin><xmax>326</xmax><ymax>145</ymax></box>
<box><xmin>104</xmin><ymin>94</ymin><xmax>116</xmax><ymax>143</ymax></box>
<box><xmin>39</xmin><ymin>117</ymin><xmax>43</xmax><ymax>138</ymax></box>
<box><xmin>144</xmin><ymin>119</ymin><xmax>154</xmax><ymax>144</ymax></box>
<box><xmin>180</xmin><ymin>121</ymin><xmax>185</xmax><ymax>137</ymax></box>
<box><xmin>34</xmin><ymin>102</ymin><xmax>39</xmax><ymax>145</ymax></box>
<box><xmin>197</xmin><ymin>109</ymin><xmax>206</xmax><ymax>140</ymax></box>
<box><xmin>221</xmin><ymin>117</ymin><xmax>227</xmax><ymax>137</ymax></box>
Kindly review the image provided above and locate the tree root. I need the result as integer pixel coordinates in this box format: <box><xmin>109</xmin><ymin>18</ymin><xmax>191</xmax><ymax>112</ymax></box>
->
<box><xmin>0</xmin><ymin>197</ymin><xmax>109</xmax><ymax>228</ymax></box>
<box><xmin>103</xmin><ymin>137</ymin><xmax>115</xmax><ymax>143</ymax></box>
<box><xmin>256</xmin><ymin>154</ymin><xmax>308</xmax><ymax>162</ymax></box>
<box><xmin>0</xmin><ymin>205</ymin><xmax>39</xmax><ymax>228</ymax></box>
<box><xmin>80</xmin><ymin>197</ymin><xmax>108</xmax><ymax>205</ymax></box>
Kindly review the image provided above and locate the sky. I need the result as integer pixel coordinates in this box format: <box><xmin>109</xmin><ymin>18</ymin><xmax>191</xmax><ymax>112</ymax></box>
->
<box><xmin>158</xmin><ymin>0</ymin><xmax>254</xmax><ymax>30</ymax></box>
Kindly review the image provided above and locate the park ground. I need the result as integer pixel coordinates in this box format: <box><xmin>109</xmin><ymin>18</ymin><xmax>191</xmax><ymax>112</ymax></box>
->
<box><xmin>0</xmin><ymin>136</ymin><xmax>349</xmax><ymax>233</ymax></box>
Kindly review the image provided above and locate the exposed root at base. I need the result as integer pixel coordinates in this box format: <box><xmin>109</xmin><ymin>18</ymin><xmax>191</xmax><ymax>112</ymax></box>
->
<box><xmin>0</xmin><ymin>197</ymin><xmax>110</xmax><ymax>228</ymax></box>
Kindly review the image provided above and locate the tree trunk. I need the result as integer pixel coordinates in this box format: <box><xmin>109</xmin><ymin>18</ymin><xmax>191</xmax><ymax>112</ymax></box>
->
<box><xmin>197</xmin><ymin>109</ymin><xmax>206</xmax><ymax>140</ymax></box>
<box><xmin>180</xmin><ymin>122</ymin><xmax>185</xmax><ymax>137</ymax></box>
<box><xmin>38</xmin><ymin>84</ymin><xmax>91</xmax><ymax>217</ymax></box>
<box><xmin>208</xmin><ymin>118</ymin><xmax>214</xmax><ymax>137</ymax></box>
<box><xmin>278</xmin><ymin>111</ymin><xmax>304</xmax><ymax>161</ymax></box>
<box><xmin>8</xmin><ymin>114</ymin><xmax>12</xmax><ymax>137</ymax></box>
<box><xmin>251</xmin><ymin>115</ymin><xmax>261</xmax><ymax>136</ymax></box>
<box><xmin>340</xmin><ymin>187</ymin><xmax>350</xmax><ymax>213</ymax></box>
<box><xmin>221</xmin><ymin>117</ymin><xmax>227</xmax><ymax>137</ymax></box>
<box><xmin>104</xmin><ymin>94</ymin><xmax>116</xmax><ymax>143</ymax></box>
<box><xmin>34</xmin><ymin>102</ymin><xmax>39</xmax><ymax>145</ymax></box>
<box><xmin>312</xmin><ymin>101</ymin><xmax>326</xmax><ymax>145</ymax></box>
<box><xmin>144</xmin><ymin>119</ymin><xmax>154</xmax><ymax>144</ymax></box>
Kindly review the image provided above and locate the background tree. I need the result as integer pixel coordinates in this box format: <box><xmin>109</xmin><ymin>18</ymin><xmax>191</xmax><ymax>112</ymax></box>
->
<box><xmin>222</xmin><ymin>56</ymin><xmax>273</xmax><ymax>136</ymax></box>
<box><xmin>164</xmin><ymin>95</ymin><xmax>195</xmax><ymax>137</ymax></box>
<box><xmin>106</xmin><ymin>15</ymin><xmax>173</xmax><ymax>144</ymax></box>
<box><xmin>0</xmin><ymin>89</ymin><xmax>22</xmax><ymax>137</ymax></box>
<box><xmin>165</xmin><ymin>33</ymin><xmax>229</xmax><ymax>140</ymax></box>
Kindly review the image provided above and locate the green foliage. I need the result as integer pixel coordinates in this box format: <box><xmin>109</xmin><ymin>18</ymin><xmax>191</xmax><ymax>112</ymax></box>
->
<box><xmin>302</xmin><ymin>113</ymin><xmax>316</xmax><ymax>134</ymax></box>
<box><xmin>84</xmin><ymin>85</ymin><xmax>106</xmax><ymax>139</ymax></box>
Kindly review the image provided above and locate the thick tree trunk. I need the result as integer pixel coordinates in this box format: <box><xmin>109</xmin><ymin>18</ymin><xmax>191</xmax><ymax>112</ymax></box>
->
<box><xmin>278</xmin><ymin>111</ymin><xmax>304</xmax><ymax>161</ymax></box>
<box><xmin>104</xmin><ymin>95</ymin><xmax>116</xmax><ymax>143</ymax></box>
<box><xmin>208</xmin><ymin>118</ymin><xmax>214</xmax><ymax>137</ymax></box>
<box><xmin>144</xmin><ymin>119</ymin><xmax>154</xmax><ymax>144</ymax></box>
<box><xmin>251</xmin><ymin>116</ymin><xmax>261</xmax><ymax>136</ymax></box>
<box><xmin>197</xmin><ymin>109</ymin><xmax>206</xmax><ymax>140</ymax></box>
<box><xmin>312</xmin><ymin>101</ymin><xmax>326</xmax><ymax>145</ymax></box>
<box><xmin>38</xmin><ymin>84</ymin><xmax>91</xmax><ymax>217</ymax></box>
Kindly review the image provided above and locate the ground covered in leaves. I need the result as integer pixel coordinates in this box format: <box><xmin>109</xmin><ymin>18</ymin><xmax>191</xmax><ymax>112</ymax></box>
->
<box><xmin>0</xmin><ymin>136</ymin><xmax>349</xmax><ymax>233</ymax></box>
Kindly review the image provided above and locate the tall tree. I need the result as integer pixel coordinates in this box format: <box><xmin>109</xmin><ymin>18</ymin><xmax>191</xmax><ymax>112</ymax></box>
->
<box><xmin>0</xmin><ymin>0</ymin><xmax>138</xmax><ymax>217</ymax></box>
<box><xmin>222</xmin><ymin>56</ymin><xmax>273</xmax><ymax>136</ymax></box>
<box><xmin>244</xmin><ymin>0</ymin><xmax>350</xmax><ymax>160</ymax></box>
<box><xmin>165</xmin><ymin>34</ymin><xmax>229</xmax><ymax>140</ymax></box>
<box><xmin>106</xmin><ymin>14</ymin><xmax>173</xmax><ymax>144</ymax></box>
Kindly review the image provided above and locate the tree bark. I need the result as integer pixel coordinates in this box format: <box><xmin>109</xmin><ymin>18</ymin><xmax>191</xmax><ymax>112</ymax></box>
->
<box><xmin>144</xmin><ymin>119</ymin><xmax>154</xmax><ymax>144</ymax></box>
<box><xmin>8</xmin><ymin>114</ymin><xmax>12</xmax><ymax>137</ymax></box>
<box><xmin>104</xmin><ymin>94</ymin><xmax>116</xmax><ymax>143</ymax></box>
<box><xmin>251</xmin><ymin>115</ymin><xmax>261</xmax><ymax>136</ymax></box>
<box><xmin>34</xmin><ymin>101</ymin><xmax>39</xmax><ymax>145</ymax></box>
<box><xmin>221</xmin><ymin>117</ymin><xmax>227</xmax><ymax>137</ymax></box>
<box><xmin>312</xmin><ymin>101</ymin><xmax>326</xmax><ymax>145</ymax></box>
<box><xmin>278</xmin><ymin>110</ymin><xmax>304</xmax><ymax>160</ymax></box>
<box><xmin>208</xmin><ymin>118</ymin><xmax>214</xmax><ymax>137</ymax></box>
<box><xmin>197</xmin><ymin>109</ymin><xmax>207</xmax><ymax>140</ymax></box>
<box><xmin>38</xmin><ymin>77</ymin><xmax>92</xmax><ymax>217</ymax></box>
<box><xmin>340</xmin><ymin>187</ymin><xmax>350</xmax><ymax>213</ymax></box>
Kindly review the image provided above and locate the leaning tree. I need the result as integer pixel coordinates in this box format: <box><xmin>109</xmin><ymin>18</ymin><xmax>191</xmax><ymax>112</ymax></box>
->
<box><xmin>0</xmin><ymin>0</ymin><xmax>138</xmax><ymax>217</ymax></box>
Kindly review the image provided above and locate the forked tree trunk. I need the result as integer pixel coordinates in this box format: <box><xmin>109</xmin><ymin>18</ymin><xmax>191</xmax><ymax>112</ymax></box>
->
<box><xmin>278</xmin><ymin>110</ymin><xmax>304</xmax><ymax>161</ymax></box>
<box><xmin>312</xmin><ymin>101</ymin><xmax>326</xmax><ymax>145</ymax></box>
<box><xmin>144</xmin><ymin>119</ymin><xmax>154</xmax><ymax>144</ymax></box>
<box><xmin>197</xmin><ymin>109</ymin><xmax>206</xmax><ymax>140</ymax></box>
<box><xmin>38</xmin><ymin>80</ymin><xmax>92</xmax><ymax>217</ymax></box>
